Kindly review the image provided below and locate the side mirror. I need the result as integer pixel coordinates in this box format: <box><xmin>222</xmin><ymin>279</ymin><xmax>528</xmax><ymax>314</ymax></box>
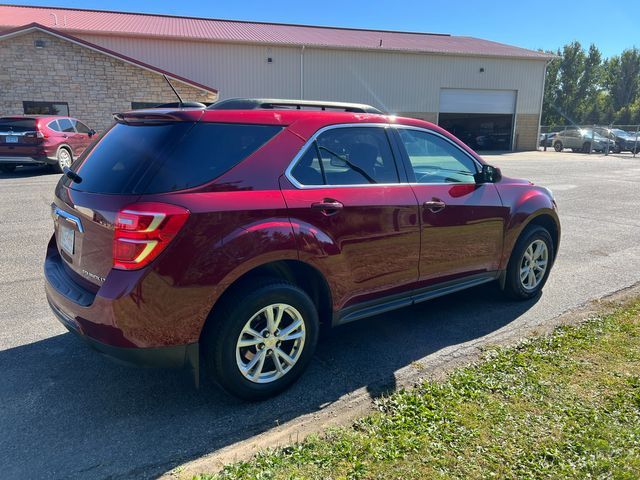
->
<box><xmin>88</xmin><ymin>129</ymin><xmax>96</xmax><ymax>137</ymax></box>
<box><xmin>475</xmin><ymin>164</ymin><xmax>502</xmax><ymax>184</ymax></box>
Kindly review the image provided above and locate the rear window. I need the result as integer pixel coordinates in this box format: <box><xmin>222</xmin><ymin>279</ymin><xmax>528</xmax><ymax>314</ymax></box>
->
<box><xmin>0</xmin><ymin>118</ymin><xmax>37</xmax><ymax>133</ymax></box>
<box><xmin>66</xmin><ymin>122</ymin><xmax>282</xmax><ymax>194</ymax></box>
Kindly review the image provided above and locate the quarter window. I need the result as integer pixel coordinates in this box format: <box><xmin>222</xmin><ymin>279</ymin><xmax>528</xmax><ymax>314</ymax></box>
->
<box><xmin>398</xmin><ymin>129</ymin><xmax>477</xmax><ymax>184</ymax></box>
<box><xmin>291</xmin><ymin>127</ymin><xmax>399</xmax><ymax>186</ymax></box>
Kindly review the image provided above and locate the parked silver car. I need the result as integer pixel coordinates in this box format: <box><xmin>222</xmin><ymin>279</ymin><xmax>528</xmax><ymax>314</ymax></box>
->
<box><xmin>553</xmin><ymin>129</ymin><xmax>610</xmax><ymax>153</ymax></box>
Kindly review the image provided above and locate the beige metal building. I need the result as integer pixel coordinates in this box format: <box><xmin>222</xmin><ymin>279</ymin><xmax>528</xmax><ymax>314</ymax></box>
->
<box><xmin>0</xmin><ymin>5</ymin><xmax>552</xmax><ymax>150</ymax></box>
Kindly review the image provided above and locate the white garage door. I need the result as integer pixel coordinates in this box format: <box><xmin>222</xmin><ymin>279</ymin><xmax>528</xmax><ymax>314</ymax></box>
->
<box><xmin>439</xmin><ymin>89</ymin><xmax>516</xmax><ymax>114</ymax></box>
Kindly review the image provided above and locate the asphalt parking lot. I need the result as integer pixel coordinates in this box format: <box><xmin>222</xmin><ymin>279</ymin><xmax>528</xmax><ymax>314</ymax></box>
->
<box><xmin>1</xmin><ymin>150</ymin><xmax>640</xmax><ymax>479</ymax></box>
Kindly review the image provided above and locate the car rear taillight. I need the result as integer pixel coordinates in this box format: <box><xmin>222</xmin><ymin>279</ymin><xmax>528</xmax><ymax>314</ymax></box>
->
<box><xmin>25</xmin><ymin>130</ymin><xmax>46</xmax><ymax>139</ymax></box>
<box><xmin>113</xmin><ymin>202</ymin><xmax>189</xmax><ymax>270</ymax></box>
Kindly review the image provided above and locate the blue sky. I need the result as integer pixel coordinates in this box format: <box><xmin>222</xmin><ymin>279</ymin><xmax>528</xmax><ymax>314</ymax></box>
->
<box><xmin>5</xmin><ymin>0</ymin><xmax>638</xmax><ymax>58</ymax></box>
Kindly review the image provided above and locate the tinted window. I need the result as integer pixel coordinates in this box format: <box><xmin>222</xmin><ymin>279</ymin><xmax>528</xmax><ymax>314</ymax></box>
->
<box><xmin>73</xmin><ymin>120</ymin><xmax>91</xmax><ymax>134</ymax></box>
<box><xmin>23</xmin><ymin>101</ymin><xmax>69</xmax><ymax>116</ymax></box>
<box><xmin>292</xmin><ymin>127</ymin><xmax>398</xmax><ymax>186</ymax></box>
<box><xmin>48</xmin><ymin>120</ymin><xmax>61</xmax><ymax>132</ymax></box>
<box><xmin>66</xmin><ymin>122</ymin><xmax>282</xmax><ymax>194</ymax></box>
<box><xmin>131</xmin><ymin>102</ymin><xmax>162</xmax><ymax>110</ymax></box>
<box><xmin>0</xmin><ymin>118</ymin><xmax>37</xmax><ymax>133</ymax></box>
<box><xmin>398</xmin><ymin>129</ymin><xmax>477</xmax><ymax>184</ymax></box>
<box><xmin>290</xmin><ymin>145</ymin><xmax>324</xmax><ymax>185</ymax></box>
<box><xmin>58</xmin><ymin>118</ymin><xmax>75</xmax><ymax>133</ymax></box>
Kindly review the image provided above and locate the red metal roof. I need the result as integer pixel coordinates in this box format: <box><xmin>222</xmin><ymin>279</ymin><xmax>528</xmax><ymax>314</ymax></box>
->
<box><xmin>0</xmin><ymin>5</ymin><xmax>552</xmax><ymax>60</ymax></box>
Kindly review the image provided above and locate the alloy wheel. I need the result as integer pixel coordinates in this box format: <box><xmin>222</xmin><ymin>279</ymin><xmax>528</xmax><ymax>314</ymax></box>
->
<box><xmin>58</xmin><ymin>149</ymin><xmax>72</xmax><ymax>170</ymax></box>
<box><xmin>519</xmin><ymin>239</ymin><xmax>549</xmax><ymax>290</ymax></box>
<box><xmin>235</xmin><ymin>303</ymin><xmax>306</xmax><ymax>384</ymax></box>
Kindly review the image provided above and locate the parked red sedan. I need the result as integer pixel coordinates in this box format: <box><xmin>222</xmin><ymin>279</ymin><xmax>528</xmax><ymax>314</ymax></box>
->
<box><xmin>44</xmin><ymin>99</ymin><xmax>560</xmax><ymax>400</ymax></box>
<box><xmin>0</xmin><ymin>115</ymin><xmax>96</xmax><ymax>173</ymax></box>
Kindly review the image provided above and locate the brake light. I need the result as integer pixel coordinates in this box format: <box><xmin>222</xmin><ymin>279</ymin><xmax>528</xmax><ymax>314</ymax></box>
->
<box><xmin>113</xmin><ymin>202</ymin><xmax>190</xmax><ymax>270</ymax></box>
<box><xmin>35</xmin><ymin>122</ymin><xmax>46</xmax><ymax>139</ymax></box>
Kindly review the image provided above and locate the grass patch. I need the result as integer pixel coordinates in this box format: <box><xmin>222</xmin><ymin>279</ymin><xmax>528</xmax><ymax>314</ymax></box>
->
<box><xmin>197</xmin><ymin>300</ymin><xmax>640</xmax><ymax>479</ymax></box>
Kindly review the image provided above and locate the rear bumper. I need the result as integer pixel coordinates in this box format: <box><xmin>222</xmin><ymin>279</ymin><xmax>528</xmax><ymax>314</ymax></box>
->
<box><xmin>44</xmin><ymin>238</ymin><xmax>199</xmax><ymax>370</ymax></box>
<box><xmin>47</xmin><ymin>296</ymin><xmax>198</xmax><ymax>368</ymax></box>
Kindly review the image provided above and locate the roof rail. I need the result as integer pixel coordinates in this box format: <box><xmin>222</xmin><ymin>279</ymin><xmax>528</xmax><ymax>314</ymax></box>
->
<box><xmin>207</xmin><ymin>98</ymin><xmax>384</xmax><ymax>114</ymax></box>
<box><xmin>153</xmin><ymin>101</ymin><xmax>207</xmax><ymax>109</ymax></box>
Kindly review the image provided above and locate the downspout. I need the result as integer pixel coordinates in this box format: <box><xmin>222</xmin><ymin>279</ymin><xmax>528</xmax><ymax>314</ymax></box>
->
<box><xmin>536</xmin><ymin>59</ymin><xmax>550</xmax><ymax>151</ymax></box>
<box><xmin>300</xmin><ymin>45</ymin><xmax>305</xmax><ymax>100</ymax></box>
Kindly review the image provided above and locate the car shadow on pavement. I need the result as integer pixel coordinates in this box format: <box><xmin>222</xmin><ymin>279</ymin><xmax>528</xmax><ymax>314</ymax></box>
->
<box><xmin>0</xmin><ymin>283</ymin><xmax>538</xmax><ymax>479</ymax></box>
<box><xmin>0</xmin><ymin>165</ymin><xmax>59</xmax><ymax>178</ymax></box>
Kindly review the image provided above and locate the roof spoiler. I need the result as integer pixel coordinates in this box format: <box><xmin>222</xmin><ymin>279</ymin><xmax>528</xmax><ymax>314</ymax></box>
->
<box><xmin>112</xmin><ymin>110</ymin><xmax>203</xmax><ymax>124</ymax></box>
<box><xmin>207</xmin><ymin>98</ymin><xmax>384</xmax><ymax>114</ymax></box>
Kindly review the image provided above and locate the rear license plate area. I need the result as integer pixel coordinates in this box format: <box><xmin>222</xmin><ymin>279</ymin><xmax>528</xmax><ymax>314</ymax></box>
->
<box><xmin>59</xmin><ymin>224</ymin><xmax>75</xmax><ymax>255</ymax></box>
<box><xmin>6</xmin><ymin>136</ymin><xmax>18</xmax><ymax>143</ymax></box>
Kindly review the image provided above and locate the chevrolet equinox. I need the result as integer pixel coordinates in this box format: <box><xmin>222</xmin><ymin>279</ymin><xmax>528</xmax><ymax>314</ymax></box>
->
<box><xmin>44</xmin><ymin>99</ymin><xmax>560</xmax><ymax>400</ymax></box>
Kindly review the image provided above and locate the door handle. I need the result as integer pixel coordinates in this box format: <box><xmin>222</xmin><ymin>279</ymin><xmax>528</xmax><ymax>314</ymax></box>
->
<box><xmin>311</xmin><ymin>199</ymin><xmax>344</xmax><ymax>216</ymax></box>
<box><xmin>424</xmin><ymin>199</ymin><xmax>446</xmax><ymax>213</ymax></box>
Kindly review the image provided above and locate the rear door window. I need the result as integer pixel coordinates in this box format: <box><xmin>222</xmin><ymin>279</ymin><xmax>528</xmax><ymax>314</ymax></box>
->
<box><xmin>66</xmin><ymin>122</ymin><xmax>282</xmax><ymax>194</ymax></box>
<box><xmin>58</xmin><ymin>118</ymin><xmax>75</xmax><ymax>133</ymax></box>
<box><xmin>290</xmin><ymin>127</ymin><xmax>399</xmax><ymax>186</ymax></box>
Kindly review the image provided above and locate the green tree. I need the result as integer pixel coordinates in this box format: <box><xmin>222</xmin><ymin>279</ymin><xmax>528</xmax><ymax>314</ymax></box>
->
<box><xmin>577</xmin><ymin>44</ymin><xmax>603</xmax><ymax>120</ymax></box>
<box><xmin>606</xmin><ymin>48</ymin><xmax>640</xmax><ymax>112</ymax></box>
<box><xmin>556</xmin><ymin>41</ymin><xmax>586</xmax><ymax>124</ymax></box>
<box><xmin>541</xmin><ymin>50</ymin><xmax>561</xmax><ymax>125</ymax></box>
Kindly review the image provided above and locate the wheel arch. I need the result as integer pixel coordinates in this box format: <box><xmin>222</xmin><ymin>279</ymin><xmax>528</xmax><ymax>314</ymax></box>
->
<box><xmin>521</xmin><ymin>212</ymin><xmax>560</xmax><ymax>261</ymax></box>
<box><xmin>199</xmin><ymin>259</ymin><xmax>333</xmax><ymax>341</ymax></box>
<box><xmin>499</xmin><ymin>210</ymin><xmax>559</xmax><ymax>289</ymax></box>
<box><xmin>57</xmin><ymin>144</ymin><xmax>73</xmax><ymax>157</ymax></box>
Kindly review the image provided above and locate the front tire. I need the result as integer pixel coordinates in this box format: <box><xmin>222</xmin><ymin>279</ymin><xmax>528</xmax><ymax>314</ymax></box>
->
<box><xmin>553</xmin><ymin>141</ymin><xmax>563</xmax><ymax>152</ymax></box>
<box><xmin>202</xmin><ymin>279</ymin><xmax>319</xmax><ymax>400</ymax></box>
<box><xmin>503</xmin><ymin>225</ymin><xmax>554</xmax><ymax>300</ymax></box>
<box><xmin>582</xmin><ymin>142</ymin><xmax>591</xmax><ymax>153</ymax></box>
<box><xmin>0</xmin><ymin>165</ymin><xmax>16</xmax><ymax>173</ymax></box>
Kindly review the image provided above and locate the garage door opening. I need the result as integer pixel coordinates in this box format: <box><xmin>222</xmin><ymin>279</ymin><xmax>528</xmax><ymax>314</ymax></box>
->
<box><xmin>438</xmin><ymin>113</ymin><xmax>513</xmax><ymax>151</ymax></box>
<box><xmin>438</xmin><ymin>89</ymin><xmax>516</xmax><ymax>151</ymax></box>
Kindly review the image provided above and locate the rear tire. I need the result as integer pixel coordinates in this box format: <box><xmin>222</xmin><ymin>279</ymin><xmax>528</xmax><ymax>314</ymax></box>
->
<box><xmin>56</xmin><ymin>147</ymin><xmax>72</xmax><ymax>173</ymax></box>
<box><xmin>582</xmin><ymin>142</ymin><xmax>591</xmax><ymax>153</ymax></box>
<box><xmin>202</xmin><ymin>279</ymin><xmax>319</xmax><ymax>400</ymax></box>
<box><xmin>553</xmin><ymin>141</ymin><xmax>563</xmax><ymax>152</ymax></box>
<box><xmin>0</xmin><ymin>165</ymin><xmax>16</xmax><ymax>173</ymax></box>
<box><xmin>503</xmin><ymin>225</ymin><xmax>554</xmax><ymax>300</ymax></box>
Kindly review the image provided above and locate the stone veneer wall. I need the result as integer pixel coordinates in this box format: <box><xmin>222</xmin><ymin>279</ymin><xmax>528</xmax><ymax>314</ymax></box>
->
<box><xmin>0</xmin><ymin>31</ymin><xmax>218</xmax><ymax>132</ymax></box>
<box><xmin>514</xmin><ymin>113</ymin><xmax>540</xmax><ymax>151</ymax></box>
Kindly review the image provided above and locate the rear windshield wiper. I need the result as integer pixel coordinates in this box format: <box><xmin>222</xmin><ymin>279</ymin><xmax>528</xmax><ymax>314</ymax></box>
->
<box><xmin>63</xmin><ymin>167</ymin><xmax>82</xmax><ymax>184</ymax></box>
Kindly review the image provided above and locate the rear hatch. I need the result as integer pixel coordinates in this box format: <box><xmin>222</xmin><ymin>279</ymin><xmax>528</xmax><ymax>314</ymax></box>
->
<box><xmin>53</xmin><ymin>111</ymin><xmax>283</xmax><ymax>287</ymax></box>
<box><xmin>0</xmin><ymin>117</ymin><xmax>42</xmax><ymax>157</ymax></box>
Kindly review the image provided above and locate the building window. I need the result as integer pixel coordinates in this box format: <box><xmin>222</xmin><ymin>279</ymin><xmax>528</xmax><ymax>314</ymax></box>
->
<box><xmin>131</xmin><ymin>102</ymin><xmax>162</xmax><ymax>110</ymax></box>
<box><xmin>23</xmin><ymin>101</ymin><xmax>69</xmax><ymax>116</ymax></box>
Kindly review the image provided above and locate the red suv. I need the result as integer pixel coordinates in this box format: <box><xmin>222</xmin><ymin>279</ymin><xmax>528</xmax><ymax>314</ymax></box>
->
<box><xmin>44</xmin><ymin>99</ymin><xmax>560</xmax><ymax>400</ymax></box>
<box><xmin>0</xmin><ymin>115</ymin><xmax>96</xmax><ymax>173</ymax></box>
